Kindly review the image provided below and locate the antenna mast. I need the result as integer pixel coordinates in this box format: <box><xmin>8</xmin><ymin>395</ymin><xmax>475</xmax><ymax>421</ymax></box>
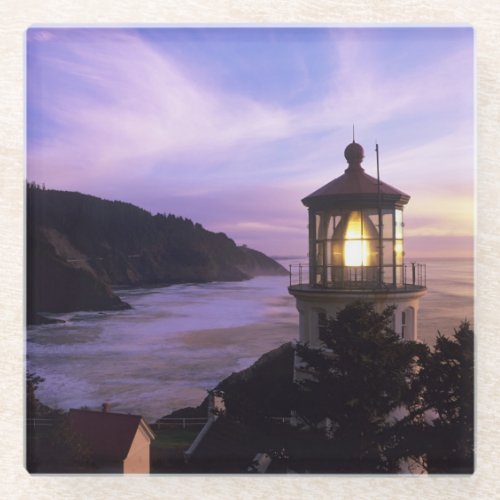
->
<box><xmin>376</xmin><ymin>142</ymin><xmax>383</xmax><ymax>286</ymax></box>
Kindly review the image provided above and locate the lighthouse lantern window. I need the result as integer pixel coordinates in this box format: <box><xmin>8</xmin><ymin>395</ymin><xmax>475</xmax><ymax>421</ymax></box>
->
<box><xmin>395</xmin><ymin>208</ymin><xmax>404</xmax><ymax>265</ymax></box>
<box><xmin>304</xmin><ymin>141</ymin><xmax>413</xmax><ymax>287</ymax></box>
<box><xmin>311</xmin><ymin>206</ymin><xmax>407</xmax><ymax>285</ymax></box>
<box><xmin>395</xmin><ymin>209</ymin><xmax>403</xmax><ymax>238</ymax></box>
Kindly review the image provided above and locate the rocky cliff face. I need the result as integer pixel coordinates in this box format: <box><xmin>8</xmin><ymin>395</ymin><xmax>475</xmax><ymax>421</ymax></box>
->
<box><xmin>27</xmin><ymin>185</ymin><xmax>288</xmax><ymax>321</ymax></box>
<box><xmin>27</xmin><ymin>228</ymin><xmax>131</xmax><ymax>317</ymax></box>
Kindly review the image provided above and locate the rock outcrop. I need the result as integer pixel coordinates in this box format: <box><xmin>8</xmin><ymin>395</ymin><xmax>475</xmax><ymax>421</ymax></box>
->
<box><xmin>161</xmin><ymin>342</ymin><xmax>295</xmax><ymax>421</ymax></box>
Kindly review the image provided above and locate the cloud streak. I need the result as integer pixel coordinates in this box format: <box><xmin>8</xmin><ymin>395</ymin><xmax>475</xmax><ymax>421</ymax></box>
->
<box><xmin>28</xmin><ymin>29</ymin><xmax>295</xmax><ymax>184</ymax></box>
<box><xmin>27</xmin><ymin>27</ymin><xmax>474</xmax><ymax>257</ymax></box>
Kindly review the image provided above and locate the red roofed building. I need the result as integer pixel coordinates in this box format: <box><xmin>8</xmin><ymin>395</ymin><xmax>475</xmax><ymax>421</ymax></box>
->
<box><xmin>68</xmin><ymin>406</ymin><xmax>155</xmax><ymax>473</ymax></box>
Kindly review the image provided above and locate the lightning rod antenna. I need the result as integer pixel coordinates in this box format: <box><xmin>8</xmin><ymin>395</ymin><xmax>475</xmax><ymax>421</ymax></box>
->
<box><xmin>376</xmin><ymin>141</ymin><xmax>383</xmax><ymax>286</ymax></box>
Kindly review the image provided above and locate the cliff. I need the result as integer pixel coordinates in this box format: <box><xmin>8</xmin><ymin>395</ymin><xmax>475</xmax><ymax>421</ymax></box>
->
<box><xmin>163</xmin><ymin>342</ymin><xmax>295</xmax><ymax>421</ymax></box>
<box><xmin>27</xmin><ymin>185</ymin><xmax>287</xmax><ymax>321</ymax></box>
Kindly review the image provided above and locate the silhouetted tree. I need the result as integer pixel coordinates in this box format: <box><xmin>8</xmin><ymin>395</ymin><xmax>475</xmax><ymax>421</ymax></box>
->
<box><xmin>293</xmin><ymin>301</ymin><xmax>427</xmax><ymax>472</ymax></box>
<box><xmin>378</xmin><ymin>321</ymin><xmax>474</xmax><ymax>474</ymax></box>
<box><xmin>419</xmin><ymin>322</ymin><xmax>474</xmax><ymax>473</ymax></box>
<box><xmin>219</xmin><ymin>343</ymin><xmax>296</xmax><ymax>425</ymax></box>
<box><xmin>26</xmin><ymin>372</ymin><xmax>93</xmax><ymax>472</ymax></box>
<box><xmin>26</xmin><ymin>372</ymin><xmax>45</xmax><ymax>418</ymax></box>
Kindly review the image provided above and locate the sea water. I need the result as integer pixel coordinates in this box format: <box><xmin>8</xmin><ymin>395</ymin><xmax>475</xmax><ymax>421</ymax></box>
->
<box><xmin>26</xmin><ymin>258</ymin><xmax>473</xmax><ymax>422</ymax></box>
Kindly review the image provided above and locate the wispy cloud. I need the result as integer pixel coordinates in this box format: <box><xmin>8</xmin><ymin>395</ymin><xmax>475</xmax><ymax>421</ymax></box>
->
<box><xmin>28</xmin><ymin>29</ymin><xmax>296</xmax><ymax>185</ymax></box>
<box><xmin>27</xmin><ymin>28</ymin><xmax>474</xmax><ymax>256</ymax></box>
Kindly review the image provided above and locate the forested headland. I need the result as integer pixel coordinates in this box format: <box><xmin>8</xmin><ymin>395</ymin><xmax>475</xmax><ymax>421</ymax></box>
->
<box><xmin>27</xmin><ymin>183</ymin><xmax>287</xmax><ymax>323</ymax></box>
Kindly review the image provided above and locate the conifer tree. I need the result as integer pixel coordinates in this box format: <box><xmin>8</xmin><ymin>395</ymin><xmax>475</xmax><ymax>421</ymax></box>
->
<box><xmin>418</xmin><ymin>321</ymin><xmax>474</xmax><ymax>473</ymax></box>
<box><xmin>293</xmin><ymin>301</ymin><xmax>426</xmax><ymax>472</ymax></box>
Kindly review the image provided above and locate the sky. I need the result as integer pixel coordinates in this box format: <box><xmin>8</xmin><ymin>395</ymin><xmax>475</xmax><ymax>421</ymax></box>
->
<box><xmin>26</xmin><ymin>27</ymin><xmax>474</xmax><ymax>258</ymax></box>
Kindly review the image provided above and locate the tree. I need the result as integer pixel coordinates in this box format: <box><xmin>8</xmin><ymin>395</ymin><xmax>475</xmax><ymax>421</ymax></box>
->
<box><xmin>418</xmin><ymin>321</ymin><xmax>474</xmax><ymax>473</ymax></box>
<box><xmin>26</xmin><ymin>372</ymin><xmax>94</xmax><ymax>472</ymax></box>
<box><xmin>27</xmin><ymin>372</ymin><xmax>45</xmax><ymax>418</ymax></box>
<box><xmin>218</xmin><ymin>342</ymin><xmax>296</xmax><ymax>425</ymax></box>
<box><xmin>293</xmin><ymin>301</ymin><xmax>427</xmax><ymax>472</ymax></box>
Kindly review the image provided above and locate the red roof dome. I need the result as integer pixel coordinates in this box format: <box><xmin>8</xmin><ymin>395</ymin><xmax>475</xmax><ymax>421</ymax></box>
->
<box><xmin>302</xmin><ymin>141</ymin><xmax>410</xmax><ymax>209</ymax></box>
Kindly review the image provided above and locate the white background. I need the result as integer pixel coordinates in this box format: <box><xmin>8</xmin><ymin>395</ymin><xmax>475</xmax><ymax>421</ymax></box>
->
<box><xmin>1</xmin><ymin>1</ymin><xmax>499</xmax><ymax>498</ymax></box>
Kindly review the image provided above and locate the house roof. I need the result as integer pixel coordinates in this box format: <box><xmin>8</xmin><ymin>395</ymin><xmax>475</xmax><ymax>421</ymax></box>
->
<box><xmin>68</xmin><ymin>409</ymin><xmax>155</xmax><ymax>462</ymax></box>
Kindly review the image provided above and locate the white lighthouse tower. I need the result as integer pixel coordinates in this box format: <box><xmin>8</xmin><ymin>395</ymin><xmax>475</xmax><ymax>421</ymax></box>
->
<box><xmin>288</xmin><ymin>139</ymin><xmax>427</xmax><ymax>353</ymax></box>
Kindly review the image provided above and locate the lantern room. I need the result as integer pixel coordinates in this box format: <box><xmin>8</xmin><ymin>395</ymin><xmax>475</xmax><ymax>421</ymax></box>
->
<box><xmin>302</xmin><ymin>141</ymin><xmax>409</xmax><ymax>289</ymax></box>
<box><xmin>288</xmin><ymin>139</ymin><xmax>427</xmax><ymax>346</ymax></box>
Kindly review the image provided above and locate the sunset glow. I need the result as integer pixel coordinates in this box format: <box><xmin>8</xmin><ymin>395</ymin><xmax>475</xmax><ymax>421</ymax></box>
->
<box><xmin>26</xmin><ymin>27</ymin><xmax>474</xmax><ymax>258</ymax></box>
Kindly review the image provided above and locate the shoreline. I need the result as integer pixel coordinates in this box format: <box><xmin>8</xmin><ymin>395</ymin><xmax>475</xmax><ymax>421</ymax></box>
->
<box><xmin>178</xmin><ymin>321</ymin><xmax>297</xmax><ymax>350</ymax></box>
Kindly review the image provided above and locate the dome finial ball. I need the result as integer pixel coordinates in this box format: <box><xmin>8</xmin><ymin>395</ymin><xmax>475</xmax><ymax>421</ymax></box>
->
<box><xmin>344</xmin><ymin>142</ymin><xmax>364</xmax><ymax>165</ymax></box>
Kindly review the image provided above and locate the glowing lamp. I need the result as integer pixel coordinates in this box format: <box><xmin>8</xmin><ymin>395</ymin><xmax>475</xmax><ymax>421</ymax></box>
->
<box><xmin>342</xmin><ymin>210</ymin><xmax>378</xmax><ymax>267</ymax></box>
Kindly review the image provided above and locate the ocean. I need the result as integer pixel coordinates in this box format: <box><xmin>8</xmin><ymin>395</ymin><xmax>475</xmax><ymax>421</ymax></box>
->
<box><xmin>26</xmin><ymin>257</ymin><xmax>473</xmax><ymax>423</ymax></box>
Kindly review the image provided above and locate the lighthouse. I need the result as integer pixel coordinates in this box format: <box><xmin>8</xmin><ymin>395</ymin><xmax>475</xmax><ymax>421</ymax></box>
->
<box><xmin>288</xmin><ymin>139</ymin><xmax>427</xmax><ymax>353</ymax></box>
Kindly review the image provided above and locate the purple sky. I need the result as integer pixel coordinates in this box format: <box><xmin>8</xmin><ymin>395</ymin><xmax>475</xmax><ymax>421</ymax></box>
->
<box><xmin>27</xmin><ymin>27</ymin><xmax>474</xmax><ymax>258</ymax></box>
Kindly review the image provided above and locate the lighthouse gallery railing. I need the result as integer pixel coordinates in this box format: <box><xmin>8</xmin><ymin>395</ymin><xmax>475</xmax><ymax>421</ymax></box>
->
<box><xmin>289</xmin><ymin>263</ymin><xmax>426</xmax><ymax>290</ymax></box>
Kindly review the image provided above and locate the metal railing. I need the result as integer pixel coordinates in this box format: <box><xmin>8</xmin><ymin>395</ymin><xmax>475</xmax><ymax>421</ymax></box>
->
<box><xmin>27</xmin><ymin>416</ymin><xmax>209</xmax><ymax>431</ymax></box>
<box><xmin>289</xmin><ymin>263</ymin><xmax>426</xmax><ymax>290</ymax></box>
<box><xmin>27</xmin><ymin>417</ymin><xmax>54</xmax><ymax>429</ymax></box>
<box><xmin>153</xmin><ymin>417</ymin><xmax>208</xmax><ymax>429</ymax></box>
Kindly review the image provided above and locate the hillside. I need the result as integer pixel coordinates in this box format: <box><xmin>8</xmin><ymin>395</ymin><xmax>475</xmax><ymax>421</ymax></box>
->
<box><xmin>27</xmin><ymin>184</ymin><xmax>287</xmax><ymax>322</ymax></box>
<box><xmin>164</xmin><ymin>342</ymin><xmax>296</xmax><ymax>421</ymax></box>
